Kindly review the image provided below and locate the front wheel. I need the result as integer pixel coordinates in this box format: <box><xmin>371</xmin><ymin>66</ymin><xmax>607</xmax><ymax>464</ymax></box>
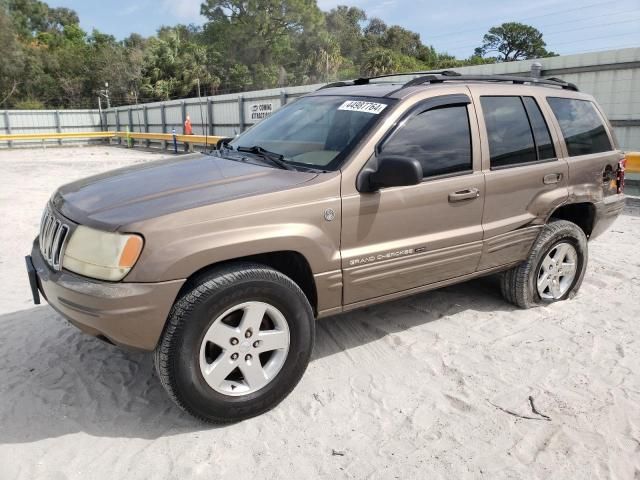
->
<box><xmin>501</xmin><ymin>220</ymin><xmax>588</xmax><ymax>309</ymax></box>
<box><xmin>154</xmin><ymin>263</ymin><xmax>315</xmax><ymax>423</ymax></box>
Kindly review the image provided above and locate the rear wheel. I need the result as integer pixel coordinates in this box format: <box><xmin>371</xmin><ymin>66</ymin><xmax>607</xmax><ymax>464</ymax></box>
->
<box><xmin>155</xmin><ymin>263</ymin><xmax>314</xmax><ymax>423</ymax></box>
<box><xmin>501</xmin><ymin>220</ymin><xmax>588</xmax><ymax>308</ymax></box>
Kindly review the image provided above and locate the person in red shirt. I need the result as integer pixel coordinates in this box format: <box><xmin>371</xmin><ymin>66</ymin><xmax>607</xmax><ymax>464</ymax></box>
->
<box><xmin>184</xmin><ymin>114</ymin><xmax>193</xmax><ymax>152</ymax></box>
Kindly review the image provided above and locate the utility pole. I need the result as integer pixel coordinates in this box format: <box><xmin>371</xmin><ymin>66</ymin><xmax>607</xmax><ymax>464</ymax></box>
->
<box><xmin>98</xmin><ymin>82</ymin><xmax>110</xmax><ymax>109</ymax></box>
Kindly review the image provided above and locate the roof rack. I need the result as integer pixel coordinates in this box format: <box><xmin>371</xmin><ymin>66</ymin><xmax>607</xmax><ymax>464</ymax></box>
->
<box><xmin>318</xmin><ymin>70</ymin><xmax>461</xmax><ymax>90</ymax></box>
<box><xmin>402</xmin><ymin>74</ymin><xmax>578</xmax><ymax>91</ymax></box>
<box><xmin>319</xmin><ymin>71</ymin><xmax>579</xmax><ymax>93</ymax></box>
<box><xmin>354</xmin><ymin>70</ymin><xmax>462</xmax><ymax>85</ymax></box>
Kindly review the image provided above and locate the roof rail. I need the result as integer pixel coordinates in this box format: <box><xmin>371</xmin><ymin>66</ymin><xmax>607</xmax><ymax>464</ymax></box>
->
<box><xmin>400</xmin><ymin>74</ymin><xmax>579</xmax><ymax>92</ymax></box>
<box><xmin>317</xmin><ymin>70</ymin><xmax>461</xmax><ymax>90</ymax></box>
<box><xmin>318</xmin><ymin>71</ymin><xmax>578</xmax><ymax>92</ymax></box>
<box><xmin>353</xmin><ymin>70</ymin><xmax>461</xmax><ymax>85</ymax></box>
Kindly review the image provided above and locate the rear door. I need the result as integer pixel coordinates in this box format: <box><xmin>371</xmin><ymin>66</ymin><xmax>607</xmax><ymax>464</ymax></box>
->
<box><xmin>340</xmin><ymin>91</ymin><xmax>485</xmax><ymax>305</ymax></box>
<box><xmin>469</xmin><ymin>86</ymin><xmax>569</xmax><ymax>270</ymax></box>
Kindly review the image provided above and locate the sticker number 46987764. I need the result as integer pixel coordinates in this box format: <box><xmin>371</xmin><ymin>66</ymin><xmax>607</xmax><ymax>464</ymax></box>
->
<box><xmin>338</xmin><ymin>100</ymin><xmax>387</xmax><ymax>114</ymax></box>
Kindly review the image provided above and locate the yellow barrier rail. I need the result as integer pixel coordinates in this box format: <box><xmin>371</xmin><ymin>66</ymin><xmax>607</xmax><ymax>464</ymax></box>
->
<box><xmin>0</xmin><ymin>131</ymin><xmax>224</xmax><ymax>147</ymax></box>
<box><xmin>112</xmin><ymin>131</ymin><xmax>224</xmax><ymax>146</ymax></box>
<box><xmin>627</xmin><ymin>152</ymin><xmax>640</xmax><ymax>174</ymax></box>
<box><xmin>2</xmin><ymin>132</ymin><xmax>636</xmax><ymax>171</ymax></box>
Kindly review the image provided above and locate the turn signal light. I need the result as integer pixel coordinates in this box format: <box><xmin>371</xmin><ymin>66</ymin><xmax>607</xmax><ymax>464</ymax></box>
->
<box><xmin>119</xmin><ymin>235</ymin><xmax>144</xmax><ymax>268</ymax></box>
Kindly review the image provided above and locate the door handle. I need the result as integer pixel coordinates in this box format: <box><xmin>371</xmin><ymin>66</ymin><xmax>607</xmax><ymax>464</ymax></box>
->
<box><xmin>448</xmin><ymin>188</ymin><xmax>480</xmax><ymax>203</ymax></box>
<box><xmin>543</xmin><ymin>173</ymin><xmax>563</xmax><ymax>184</ymax></box>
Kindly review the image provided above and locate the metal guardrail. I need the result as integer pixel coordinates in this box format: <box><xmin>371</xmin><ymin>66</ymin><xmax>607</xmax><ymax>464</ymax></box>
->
<box><xmin>0</xmin><ymin>131</ymin><xmax>224</xmax><ymax>147</ymax></box>
<box><xmin>1</xmin><ymin>131</ymin><xmax>638</xmax><ymax>174</ymax></box>
<box><xmin>114</xmin><ymin>131</ymin><xmax>224</xmax><ymax>145</ymax></box>
<box><xmin>626</xmin><ymin>152</ymin><xmax>640</xmax><ymax>174</ymax></box>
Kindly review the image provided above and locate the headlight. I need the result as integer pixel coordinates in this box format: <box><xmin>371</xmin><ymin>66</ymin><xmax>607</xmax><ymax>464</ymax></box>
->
<box><xmin>62</xmin><ymin>226</ymin><xmax>144</xmax><ymax>281</ymax></box>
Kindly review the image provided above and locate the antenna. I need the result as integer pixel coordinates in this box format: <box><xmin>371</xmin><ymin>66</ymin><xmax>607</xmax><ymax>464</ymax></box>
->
<box><xmin>196</xmin><ymin>78</ymin><xmax>209</xmax><ymax>153</ymax></box>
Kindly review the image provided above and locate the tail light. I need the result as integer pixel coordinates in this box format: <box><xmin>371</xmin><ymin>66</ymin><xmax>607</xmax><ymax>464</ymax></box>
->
<box><xmin>617</xmin><ymin>156</ymin><xmax>626</xmax><ymax>194</ymax></box>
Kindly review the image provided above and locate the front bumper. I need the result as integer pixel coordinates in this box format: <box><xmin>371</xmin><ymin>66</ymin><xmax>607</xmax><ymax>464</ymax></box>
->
<box><xmin>28</xmin><ymin>240</ymin><xmax>185</xmax><ymax>351</ymax></box>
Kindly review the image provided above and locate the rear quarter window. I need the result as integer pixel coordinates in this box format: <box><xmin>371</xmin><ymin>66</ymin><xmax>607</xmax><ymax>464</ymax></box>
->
<box><xmin>547</xmin><ymin>97</ymin><xmax>613</xmax><ymax>156</ymax></box>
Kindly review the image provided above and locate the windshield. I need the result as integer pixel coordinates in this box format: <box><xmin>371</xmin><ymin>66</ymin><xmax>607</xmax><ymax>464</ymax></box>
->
<box><xmin>228</xmin><ymin>95</ymin><xmax>396</xmax><ymax>171</ymax></box>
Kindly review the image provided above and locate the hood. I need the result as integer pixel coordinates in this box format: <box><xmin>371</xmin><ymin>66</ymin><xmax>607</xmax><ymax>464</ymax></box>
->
<box><xmin>52</xmin><ymin>154</ymin><xmax>317</xmax><ymax>231</ymax></box>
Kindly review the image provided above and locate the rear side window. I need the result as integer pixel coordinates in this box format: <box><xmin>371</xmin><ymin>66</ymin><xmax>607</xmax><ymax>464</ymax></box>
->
<box><xmin>481</xmin><ymin>96</ymin><xmax>558</xmax><ymax>168</ymax></box>
<box><xmin>381</xmin><ymin>105</ymin><xmax>472</xmax><ymax>178</ymax></box>
<box><xmin>481</xmin><ymin>96</ymin><xmax>537</xmax><ymax>168</ymax></box>
<box><xmin>547</xmin><ymin>97</ymin><xmax>612</xmax><ymax>156</ymax></box>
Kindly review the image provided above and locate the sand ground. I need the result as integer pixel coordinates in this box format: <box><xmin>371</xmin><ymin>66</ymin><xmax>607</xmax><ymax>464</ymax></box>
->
<box><xmin>1</xmin><ymin>146</ymin><xmax>639</xmax><ymax>480</ymax></box>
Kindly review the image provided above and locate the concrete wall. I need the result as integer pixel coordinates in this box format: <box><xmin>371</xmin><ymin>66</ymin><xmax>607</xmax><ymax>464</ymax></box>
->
<box><xmin>450</xmin><ymin>47</ymin><xmax>640</xmax><ymax>150</ymax></box>
<box><xmin>102</xmin><ymin>83</ymin><xmax>324</xmax><ymax>140</ymax></box>
<box><xmin>0</xmin><ymin>110</ymin><xmax>103</xmax><ymax>147</ymax></box>
<box><xmin>102</xmin><ymin>47</ymin><xmax>640</xmax><ymax>150</ymax></box>
<box><xmin>2</xmin><ymin>47</ymin><xmax>639</xmax><ymax>150</ymax></box>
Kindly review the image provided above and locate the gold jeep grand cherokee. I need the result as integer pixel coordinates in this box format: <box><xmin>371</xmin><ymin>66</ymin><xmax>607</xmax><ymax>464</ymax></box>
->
<box><xmin>26</xmin><ymin>72</ymin><xmax>627</xmax><ymax>422</ymax></box>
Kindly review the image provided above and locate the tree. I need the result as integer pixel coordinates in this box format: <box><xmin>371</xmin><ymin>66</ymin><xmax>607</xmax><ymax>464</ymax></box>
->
<box><xmin>361</xmin><ymin>48</ymin><xmax>394</xmax><ymax>76</ymax></box>
<box><xmin>324</xmin><ymin>6</ymin><xmax>366</xmax><ymax>61</ymax></box>
<box><xmin>363</xmin><ymin>17</ymin><xmax>386</xmax><ymax>38</ymax></box>
<box><xmin>300</xmin><ymin>31</ymin><xmax>343</xmax><ymax>83</ymax></box>
<box><xmin>88</xmin><ymin>30</ymin><xmax>144</xmax><ymax>106</ymax></box>
<box><xmin>0</xmin><ymin>0</ymin><xmax>519</xmax><ymax>108</ymax></box>
<box><xmin>380</xmin><ymin>25</ymin><xmax>422</xmax><ymax>57</ymax></box>
<box><xmin>140</xmin><ymin>27</ymin><xmax>220</xmax><ymax>101</ymax></box>
<box><xmin>0</xmin><ymin>8</ymin><xmax>24</xmax><ymax>106</ymax></box>
<box><xmin>8</xmin><ymin>0</ymin><xmax>79</xmax><ymax>38</ymax></box>
<box><xmin>474</xmin><ymin>22</ymin><xmax>556</xmax><ymax>62</ymax></box>
<box><xmin>201</xmin><ymin>0</ymin><xmax>323</xmax><ymax>66</ymax></box>
<box><xmin>200</xmin><ymin>0</ymin><xmax>325</xmax><ymax>91</ymax></box>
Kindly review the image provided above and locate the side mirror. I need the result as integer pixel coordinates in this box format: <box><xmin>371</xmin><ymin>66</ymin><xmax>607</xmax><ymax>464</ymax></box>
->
<box><xmin>363</xmin><ymin>155</ymin><xmax>422</xmax><ymax>192</ymax></box>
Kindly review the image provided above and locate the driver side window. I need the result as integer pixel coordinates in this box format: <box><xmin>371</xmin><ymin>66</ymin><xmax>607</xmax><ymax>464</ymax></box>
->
<box><xmin>381</xmin><ymin>105</ymin><xmax>472</xmax><ymax>178</ymax></box>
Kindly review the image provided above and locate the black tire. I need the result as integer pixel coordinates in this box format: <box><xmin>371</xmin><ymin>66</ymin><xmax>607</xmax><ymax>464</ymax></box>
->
<box><xmin>154</xmin><ymin>262</ymin><xmax>315</xmax><ymax>423</ymax></box>
<box><xmin>500</xmin><ymin>220</ymin><xmax>588</xmax><ymax>309</ymax></box>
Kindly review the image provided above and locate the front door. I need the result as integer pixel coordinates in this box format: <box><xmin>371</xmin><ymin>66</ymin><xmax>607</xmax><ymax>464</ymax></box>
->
<box><xmin>341</xmin><ymin>92</ymin><xmax>485</xmax><ymax>305</ymax></box>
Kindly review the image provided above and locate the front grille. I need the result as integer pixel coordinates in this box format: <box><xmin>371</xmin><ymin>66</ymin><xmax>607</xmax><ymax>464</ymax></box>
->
<box><xmin>39</xmin><ymin>206</ymin><xmax>70</xmax><ymax>271</ymax></box>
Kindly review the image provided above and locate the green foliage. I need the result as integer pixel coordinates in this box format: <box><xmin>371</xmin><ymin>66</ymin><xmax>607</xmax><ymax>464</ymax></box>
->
<box><xmin>0</xmin><ymin>7</ymin><xmax>25</xmax><ymax>106</ymax></box>
<box><xmin>140</xmin><ymin>28</ymin><xmax>221</xmax><ymax>101</ymax></box>
<box><xmin>14</xmin><ymin>98</ymin><xmax>46</xmax><ymax>109</ymax></box>
<box><xmin>0</xmin><ymin>1</ymin><xmax>555</xmax><ymax>108</ymax></box>
<box><xmin>475</xmin><ymin>22</ymin><xmax>557</xmax><ymax>62</ymax></box>
<box><xmin>325</xmin><ymin>6</ymin><xmax>366</xmax><ymax>61</ymax></box>
<box><xmin>361</xmin><ymin>48</ymin><xmax>428</xmax><ymax>76</ymax></box>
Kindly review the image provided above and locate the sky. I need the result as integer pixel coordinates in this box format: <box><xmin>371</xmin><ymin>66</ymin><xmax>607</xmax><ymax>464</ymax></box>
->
<box><xmin>46</xmin><ymin>0</ymin><xmax>640</xmax><ymax>58</ymax></box>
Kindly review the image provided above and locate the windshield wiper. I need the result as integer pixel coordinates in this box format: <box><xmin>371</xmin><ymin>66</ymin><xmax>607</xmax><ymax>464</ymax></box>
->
<box><xmin>236</xmin><ymin>145</ymin><xmax>295</xmax><ymax>171</ymax></box>
<box><xmin>217</xmin><ymin>137</ymin><xmax>234</xmax><ymax>151</ymax></box>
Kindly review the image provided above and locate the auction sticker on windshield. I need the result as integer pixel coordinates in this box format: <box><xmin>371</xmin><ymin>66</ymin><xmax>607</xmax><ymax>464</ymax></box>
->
<box><xmin>338</xmin><ymin>100</ymin><xmax>387</xmax><ymax>114</ymax></box>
